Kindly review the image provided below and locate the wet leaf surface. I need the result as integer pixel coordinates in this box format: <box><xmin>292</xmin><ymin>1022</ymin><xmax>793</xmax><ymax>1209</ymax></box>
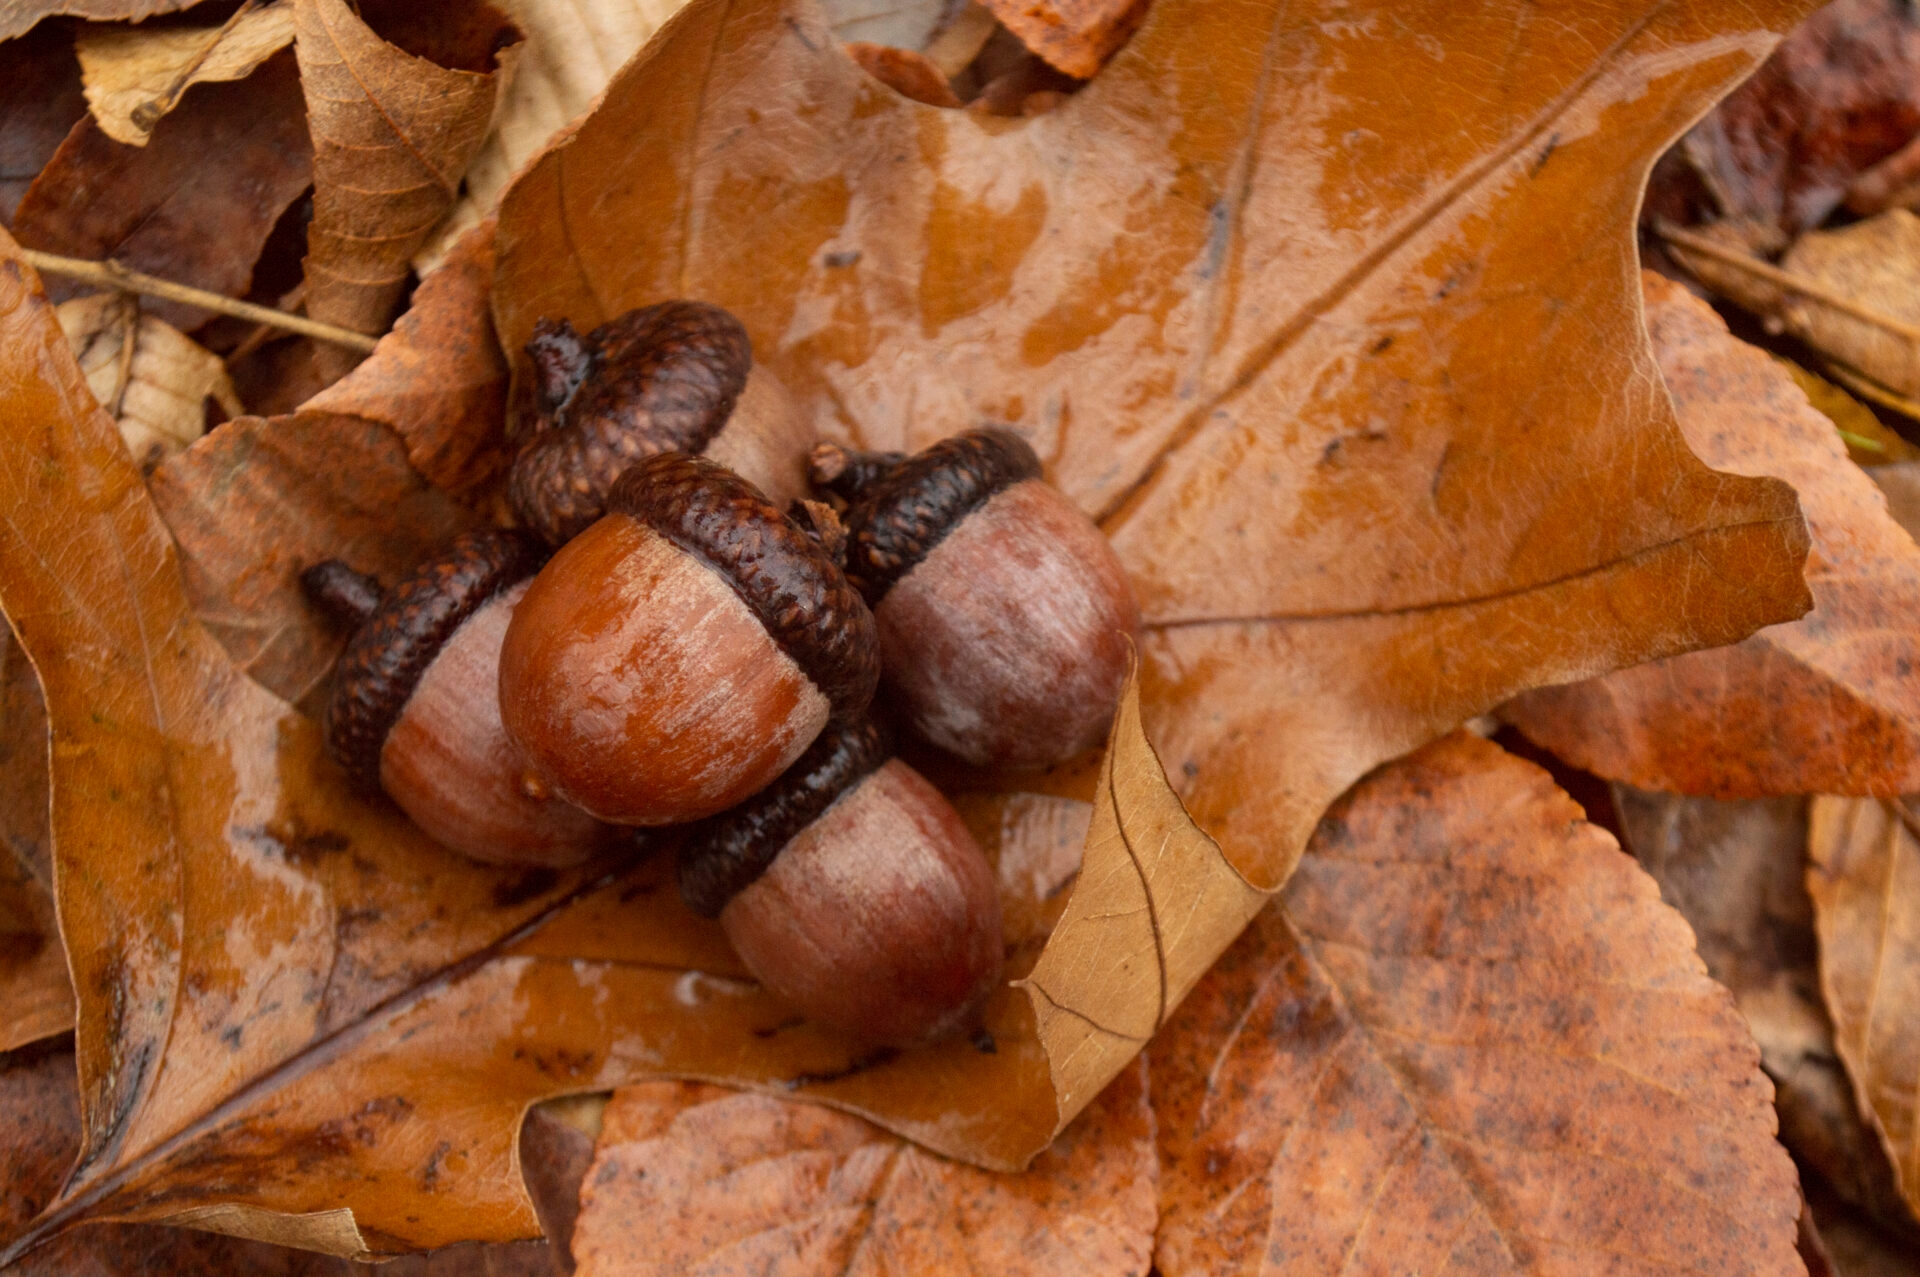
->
<box><xmin>571</xmin><ymin>1063</ymin><xmax>1155</xmax><ymax>1276</ymax></box>
<box><xmin>1151</xmin><ymin>732</ymin><xmax>1802</xmax><ymax>1276</ymax></box>
<box><xmin>496</xmin><ymin>0</ymin><xmax>1813</xmax><ymax>895</ymax></box>
<box><xmin>1807</xmin><ymin>796</ymin><xmax>1920</xmax><ymax>1219</ymax></box>
<box><xmin>295</xmin><ymin>0</ymin><xmax>520</xmax><ymax>345</ymax></box>
<box><xmin>11</xmin><ymin>48</ymin><xmax>312</xmax><ymax>331</ymax></box>
<box><xmin>1505</xmin><ymin>273</ymin><xmax>1920</xmax><ymax>797</ymax></box>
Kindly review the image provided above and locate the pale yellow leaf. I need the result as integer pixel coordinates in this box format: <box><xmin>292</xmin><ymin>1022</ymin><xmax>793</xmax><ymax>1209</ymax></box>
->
<box><xmin>1017</xmin><ymin>665</ymin><xmax>1266</xmax><ymax>1127</ymax></box>
<box><xmin>75</xmin><ymin>2</ymin><xmax>295</xmax><ymax>147</ymax></box>
<box><xmin>55</xmin><ymin>292</ymin><xmax>240</xmax><ymax>474</ymax></box>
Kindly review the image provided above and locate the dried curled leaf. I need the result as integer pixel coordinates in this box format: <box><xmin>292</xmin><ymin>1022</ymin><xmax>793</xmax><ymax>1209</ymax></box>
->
<box><xmin>295</xmin><ymin>0</ymin><xmax>521</xmax><ymax>342</ymax></box>
<box><xmin>0</xmin><ymin>0</ymin><xmax>212</xmax><ymax>42</ymax></box>
<box><xmin>571</xmin><ymin>1065</ymin><xmax>1155</xmax><ymax>1277</ymax></box>
<box><xmin>1505</xmin><ymin>274</ymin><xmax>1920</xmax><ymax>796</ymax></box>
<box><xmin>75</xmin><ymin>2</ymin><xmax>296</xmax><ymax>147</ymax></box>
<box><xmin>1151</xmin><ymin>733</ymin><xmax>1802</xmax><ymax>1275</ymax></box>
<box><xmin>1807</xmin><ymin>796</ymin><xmax>1920</xmax><ymax>1219</ymax></box>
<box><xmin>56</xmin><ymin>292</ymin><xmax>241</xmax><ymax>473</ymax></box>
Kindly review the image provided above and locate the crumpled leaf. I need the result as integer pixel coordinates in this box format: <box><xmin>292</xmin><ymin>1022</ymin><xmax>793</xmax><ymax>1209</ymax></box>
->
<box><xmin>1668</xmin><ymin>209</ymin><xmax>1920</xmax><ymax>406</ymax></box>
<box><xmin>1613</xmin><ymin>785</ymin><xmax>1919</xmax><ymax>1239</ymax></box>
<box><xmin>75</xmin><ymin>1</ymin><xmax>296</xmax><ymax>148</ymax></box>
<box><xmin>55</xmin><ymin>292</ymin><xmax>241</xmax><ymax>473</ymax></box>
<box><xmin>1505</xmin><ymin>273</ymin><xmax>1920</xmax><ymax>797</ymax></box>
<box><xmin>1806</xmin><ymin>795</ymin><xmax>1920</xmax><ymax>1219</ymax></box>
<box><xmin>147</xmin><ymin>225</ymin><xmax>502</xmax><ymax>710</ymax></box>
<box><xmin>570</xmin><ymin>1063</ymin><xmax>1155</xmax><ymax>1277</ymax></box>
<box><xmin>10</xmin><ymin>48</ymin><xmax>312</xmax><ymax>331</ymax></box>
<box><xmin>0</xmin><ymin>22</ymin><xmax>87</xmax><ymax>227</ymax></box>
<box><xmin>295</xmin><ymin>0</ymin><xmax>521</xmax><ymax>344</ymax></box>
<box><xmin>1151</xmin><ymin>732</ymin><xmax>1802</xmax><ymax>1276</ymax></box>
<box><xmin>417</xmin><ymin>0</ymin><xmax>690</xmax><ymax>272</ymax></box>
<box><xmin>977</xmin><ymin>0</ymin><xmax>1144</xmax><ymax>78</ymax></box>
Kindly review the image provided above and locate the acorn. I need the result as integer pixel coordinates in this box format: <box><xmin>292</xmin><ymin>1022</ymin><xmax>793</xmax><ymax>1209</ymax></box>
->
<box><xmin>511</xmin><ymin>300</ymin><xmax>813</xmax><ymax>545</ymax></box>
<box><xmin>679</xmin><ymin>718</ymin><xmax>1003</xmax><ymax>1046</ymax></box>
<box><xmin>813</xmin><ymin>428</ymin><xmax>1140</xmax><ymax>770</ymax></box>
<box><xmin>498</xmin><ymin>453</ymin><xmax>879</xmax><ymax>827</ymax></box>
<box><xmin>305</xmin><ymin>531</ymin><xmax>609</xmax><ymax>867</ymax></box>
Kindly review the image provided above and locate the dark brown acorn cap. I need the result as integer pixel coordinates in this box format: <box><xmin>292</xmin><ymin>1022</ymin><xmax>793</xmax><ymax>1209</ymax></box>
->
<box><xmin>322</xmin><ymin>528</ymin><xmax>545</xmax><ymax>790</ymax></box>
<box><xmin>608</xmin><ymin>453</ymin><xmax>880</xmax><ymax>720</ymax></box>
<box><xmin>677</xmin><ymin>717</ymin><xmax>891</xmax><ymax>916</ymax></box>
<box><xmin>510</xmin><ymin>301</ymin><xmax>752</xmax><ymax>546</ymax></box>
<box><xmin>840</xmin><ymin>428</ymin><xmax>1042</xmax><ymax>604</ymax></box>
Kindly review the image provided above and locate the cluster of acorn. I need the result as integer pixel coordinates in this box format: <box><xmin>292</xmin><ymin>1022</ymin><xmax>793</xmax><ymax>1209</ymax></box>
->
<box><xmin>303</xmin><ymin>301</ymin><xmax>1139</xmax><ymax>1047</ymax></box>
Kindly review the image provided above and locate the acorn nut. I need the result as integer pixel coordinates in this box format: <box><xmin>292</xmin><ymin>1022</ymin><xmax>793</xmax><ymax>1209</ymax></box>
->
<box><xmin>512</xmin><ymin>300</ymin><xmax>814</xmax><ymax>545</ymax></box>
<box><xmin>499</xmin><ymin>452</ymin><xmax>879</xmax><ymax>827</ymax></box>
<box><xmin>679</xmin><ymin>718</ymin><xmax>1003</xmax><ymax>1046</ymax></box>
<box><xmin>819</xmin><ymin>429</ymin><xmax>1140</xmax><ymax>770</ymax></box>
<box><xmin>306</xmin><ymin>531</ymin><xmax>609</xmax><ymax>867</ymax></box>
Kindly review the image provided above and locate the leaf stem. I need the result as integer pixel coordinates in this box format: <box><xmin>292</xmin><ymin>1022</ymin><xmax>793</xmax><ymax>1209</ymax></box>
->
<box><xmin>1654</xmin><ymin>219</ymin><xmax>1920</xmax><ymax>343</ymax></box>
<box><xmin>18</xmin><ymin>249</ymin><xmax>379</xmax><ymax>353</ymax></box>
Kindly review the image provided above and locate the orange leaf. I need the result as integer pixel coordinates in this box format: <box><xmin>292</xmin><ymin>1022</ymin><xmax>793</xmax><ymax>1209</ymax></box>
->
<box><xmin>1152</xmin><ymin>733</ymin><xmax>1801</xmax><ymax>1275</ymax></box>
<box><xmin>1506</xmin><ymin>273</ymin><xmax>1920</xmax><ymax>797</ymax></box>
<box><xmin>978</xmin><ymin>0</ymin><xmax>1147</xmax><ymax>78</ymax></box>
<box><xmin>571</xmin><ymin>1062</ymin><xmax>1154</xmax><ymax>1275</ymax></box>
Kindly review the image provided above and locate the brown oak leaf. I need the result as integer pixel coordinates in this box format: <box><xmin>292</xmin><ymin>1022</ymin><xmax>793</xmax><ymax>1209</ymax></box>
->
<box><xmin>1505</xmin><ymin>272</ymin><xmax>1920</xmax><ymax>797</ymax></box>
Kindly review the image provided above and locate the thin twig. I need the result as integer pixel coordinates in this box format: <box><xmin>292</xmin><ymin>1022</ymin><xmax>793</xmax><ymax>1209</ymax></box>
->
<box><xmin>130</xmin><ymin>0</ymin><xmax>261</xmax><ymax>131</ymax></box>
<box><xmin>1654</xmin><ymin>219</ymin><xmax>1920</xmax><ymax>344</ymax></box>
<box><xmin>18</xmin><ymin>249</ymin><xmax>379</xmax><ymax>353</ymax></box>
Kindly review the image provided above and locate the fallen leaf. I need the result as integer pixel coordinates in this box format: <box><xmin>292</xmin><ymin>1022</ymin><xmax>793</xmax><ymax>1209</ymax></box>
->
<box><xmin>147</xmin><ymin>227</ymin><xmax>506</xmax><ymax>709</ymax></box>
<box><xmin>0</xmin><ymin>0</ymin><xmax>211</xmax><ymax>42</ymax></box>
<box><xmin>570</xmin><ymin>1063</ymin><xmax>1155</xmax><ymax>1277</ymax></box>
<box><xmin>1806</xmin><ymin>796</ymin><xmax>1920</xmax><ymax>1219</ymax></box>
<box><xmin>10</xmin><ymin>48</ymin><xmax>312</xmax><ymax>331</ymax></box>
<box><xmin>1674</xmin><ymin>0</ymin><xmax>1920</xmax><ymax>241</ymax></box>
<box><xmin>1612</xmin><ymin>784</ymin><xmax>1918</xmax><ymax>1238</ymax></box>
<box><xmin>295</xmin><ymin>0</ymin><xmax>521</xmax><ymax>345</ymax></box>
<box><xmin>0</xmin><ymin>22</ymin><xmax>87</xmax><ymax>227</ymax></box>
<box><xmin>1151</xmin><ymin>732</ymin><xmax>1802</xmax><ymax>1275</ymax></box>
<box><xmin>1870</xmin><ymin>460</ymin><xmax>1920</xmax><ymax>537</ymax></box>
<box><xmin>0</xmin><ymin>1043</ymin><xmax>582</xmax><ymax>1275</ymax></box>
<box><xmin>843</xmin><ymin>41</ymin><xmax>961</xmax><ymax>109</ymax></box>
<box><xmin>0</xmin><ymin>625</ymin><xmax>69</xmax><ymax>1054</ymax></box>
<box><xmin>55</xmin><ymin>291</ymin><xmax>241</xmax><ymax>473</ymax></box>
<box><xmin>1777</xmin><ymin>356</ymin><xmax>1920</xmax><ymax>467</ymax></box>
<box><xmin>496</xmin><ymin>0</ymin><xmax>1813</xmax><ymax>893</ymax></box>
<box><xmin>1504</xmin><ymin>273</ymin><xmax>1920</xmax><ymax>797</ymax></box>
<box><xmin>75</xmin><ymin>1</ymin><xmax>297</xmax><ymax>148</ymax></box>
<box><xmin>0</xmin><ymin>0</ymin><xmax>1832</xmax><ymax>1255</ymax></box>
<box><xmin>977</xmin><ymin>0</ymin><xmax>1144</xmax><ymax>78</ymax></box>
<box><xmin>1669</xmin><ymin>210</ymin><xmax>1920</xmax><ymax>405</ymax></box>
<box><xmin>416</xmin><ymin>0</ymin><xmax>690</xmax><ymax>272</ymax></box>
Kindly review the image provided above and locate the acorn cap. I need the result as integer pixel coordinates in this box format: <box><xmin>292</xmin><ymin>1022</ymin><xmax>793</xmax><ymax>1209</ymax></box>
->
<box><xmin>608</xmin><ymin>452</ymin><xmax>879</xmax><ymax>720</ymax></box>
<box><xmin>840</xmin><ymin>428</ymin><xmax>1043</xmax><ymax>604</ymax></box>
<box><xmin>677</xmin><ymin>717</ymin><xmax>891</xmax><ymax>916</ymax></box>
<box><xmin>323</xmin><ymin>528</ymin><xmax>546</xmax><ymax>790</ymax></box>
<box><xmin>511</xmin><ymin>301</ymin><xmax>753</xmax><ymax>545</ymax></box>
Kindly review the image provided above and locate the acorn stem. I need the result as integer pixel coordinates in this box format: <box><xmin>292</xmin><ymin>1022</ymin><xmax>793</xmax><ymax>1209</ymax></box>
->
<box><xmin>808</xmin><ymin>442</ymin><xmax>906</xmax><ymax>503</ymax></box>
<box><xmin>301</xmin><ymin>561</ymin><xmax>384</xmax><ymax>628</ymax></box>
<box><xmin>525</xmin><ymin>316</ymin><xmax>593</xmax><ymax>422</ymax></box>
